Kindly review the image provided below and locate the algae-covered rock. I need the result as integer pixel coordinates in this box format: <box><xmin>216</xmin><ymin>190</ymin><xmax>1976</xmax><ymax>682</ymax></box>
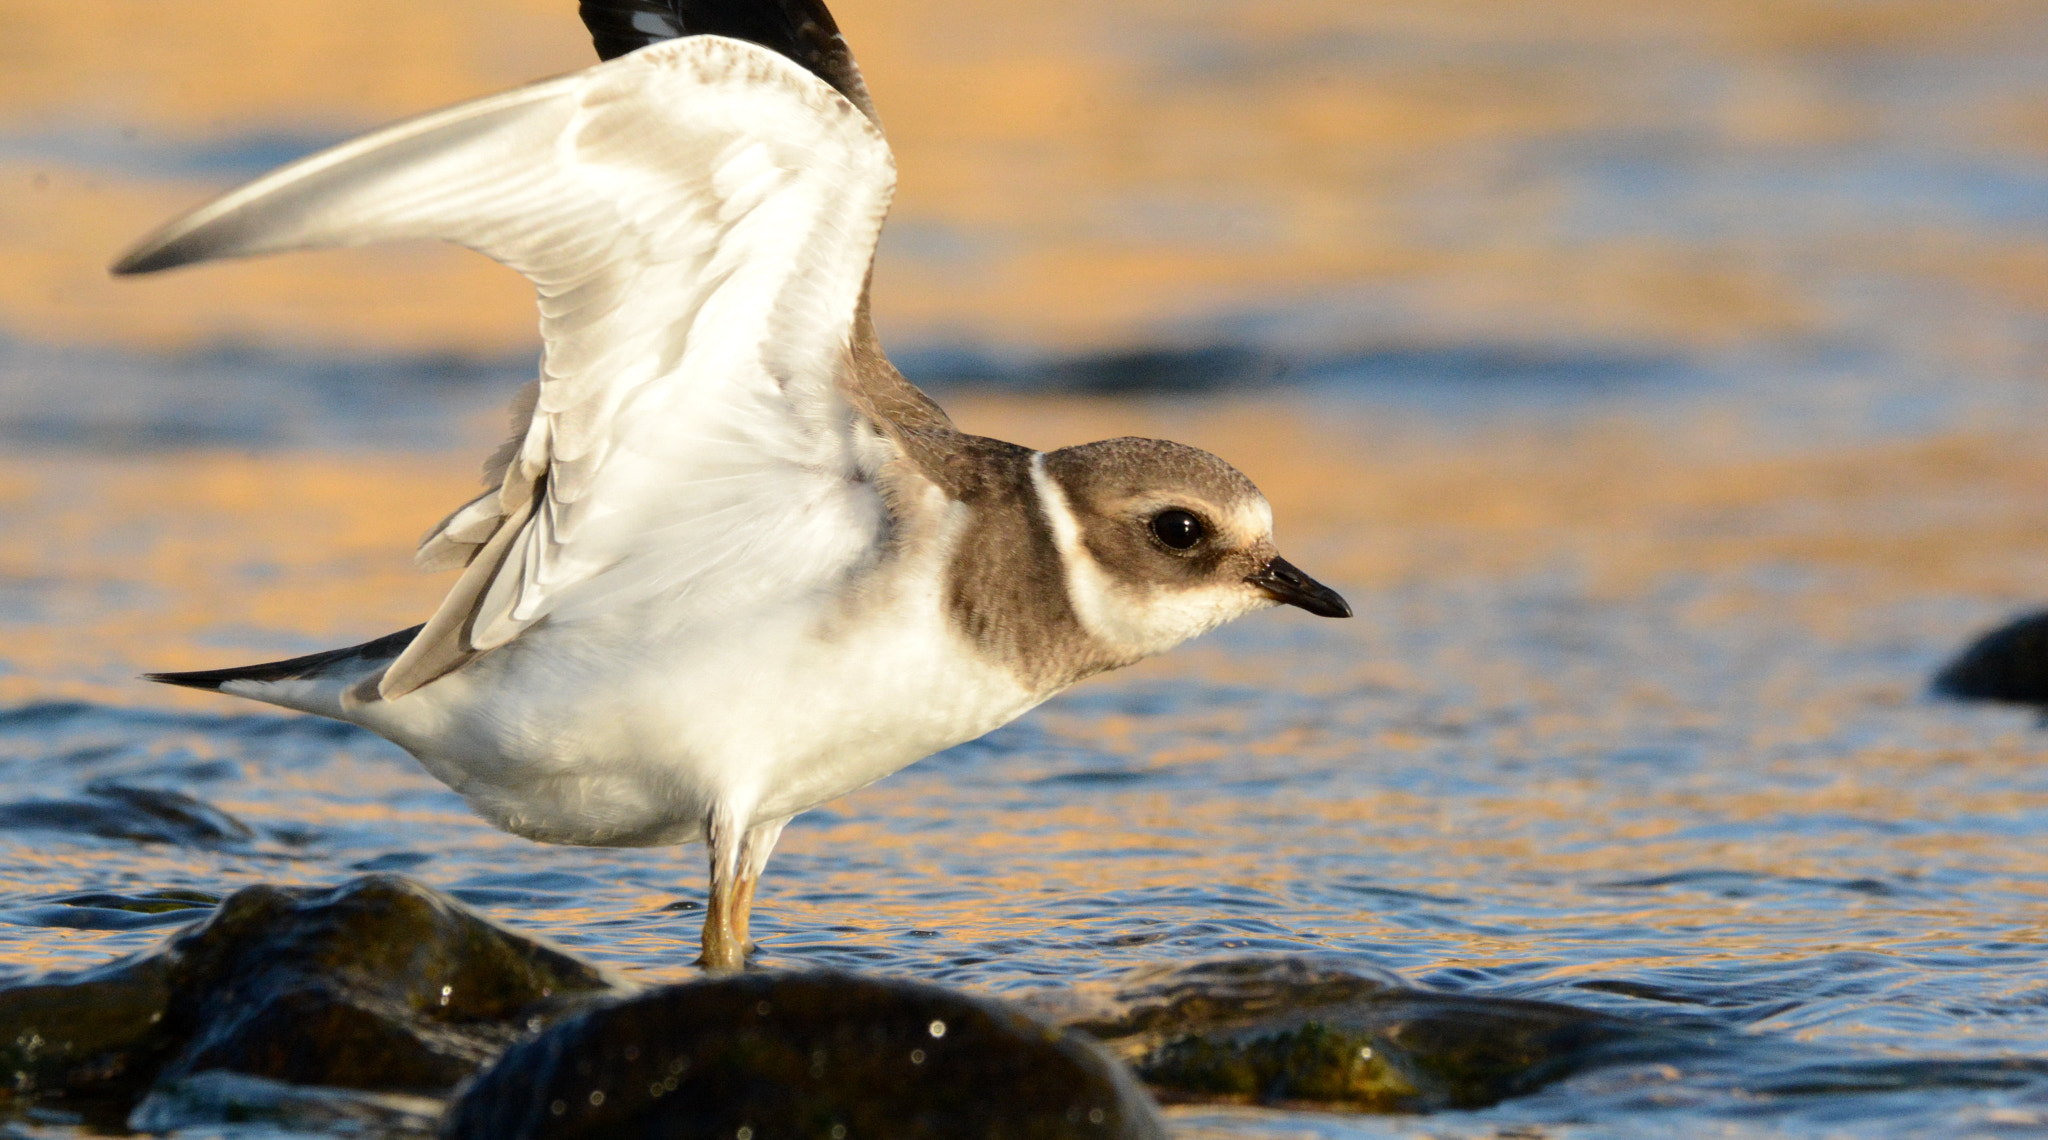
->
<box><xmin>1045</xmin><ymin>956</ymin><xmax>1699</xmax><ymax>1113</ymax></box>
<box><xmin>0</xmin><ymin>874</ymin><xmax>622</xmax><ymax>1119</ymax></box>
<box><xmin>1934</xmin><ymin>610</ymin><xmax>2048</xmax><ymax>708</ymax></box>
<box><xmin>1136</xmin><ymin>1019</ymin><xmax>1425</xmax><ymax>1110</ymax></box>
<box><xmin>1039</xmin><ymin>955</ymin><xmax>1409</xmax><ymax>1042</ymax></box>
<box><xmin>0</xmin><ymin>890</ymin><xmax>1700</xmax><ymax>1129</ymax></box>
<box><xmin>443</xmin><ymin>970</ymin><xmax>1170</xmax><ymax>1140</ymax></box>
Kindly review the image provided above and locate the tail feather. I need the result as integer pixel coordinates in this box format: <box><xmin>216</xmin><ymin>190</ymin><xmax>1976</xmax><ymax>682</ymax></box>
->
<box><xmin>146</xmin><ymin>626</ymin><xmax>425</xmax><ymax>711</ymax></box>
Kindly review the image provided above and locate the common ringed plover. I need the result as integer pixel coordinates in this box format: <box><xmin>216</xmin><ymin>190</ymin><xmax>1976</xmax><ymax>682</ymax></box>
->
<box><xmin>121</xmin><ymin>0</ymin><xmax>1350</xmax><ymax>972</ymax></box>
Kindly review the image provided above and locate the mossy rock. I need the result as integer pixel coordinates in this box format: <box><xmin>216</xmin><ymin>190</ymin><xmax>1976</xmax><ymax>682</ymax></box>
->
<box><xmin>1053</xmin><ymin>956</ymin><xmax>1705</xmax><ymax>1113</ymax></box>
<box><xmin>1139</xmin><ymin>1020</ymin><xmax>1424</xmax><ymax>1110</ymax></box>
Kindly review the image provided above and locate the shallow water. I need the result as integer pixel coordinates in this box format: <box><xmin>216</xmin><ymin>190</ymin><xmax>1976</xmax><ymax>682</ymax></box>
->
<box><xmin>2</xmin><ymin>0</ymin><xmax>2047</xmax><ymax>1136</ymax></box>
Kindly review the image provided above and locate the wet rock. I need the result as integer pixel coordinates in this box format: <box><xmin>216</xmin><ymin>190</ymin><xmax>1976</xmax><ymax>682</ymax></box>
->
<box><xmin>0</xmin><ymin>892</ymin><xmax>1707</xmax><ymax>1128</ymax></box>
<box><xmin>1041</xmin><ymin>956</ymin><xmax>1703</xmax><ymax>1113</ymax></box>
<box><xmin>1934</xmin><ymin>610</ymin><xmax>2048</xmax><ymax>708</ymax></box>
<box><xmin>0</xmin><ymin>874</ymin><xmax>621</xmax><ymax>1119</ymax></box>
<box><xmin>0</xmin><ymin>956</ymin><xmax>174</xmax><ymax>1123</ymax></box>
<box><xmin>444</xmin><ymin>971</ymin><xmax>1169</xmax><ymax>1140</ymax></box>
<box><xmin>0</xmin><ymin>780</ymin><xmax>253</xmax><ymax>847</ymax></box>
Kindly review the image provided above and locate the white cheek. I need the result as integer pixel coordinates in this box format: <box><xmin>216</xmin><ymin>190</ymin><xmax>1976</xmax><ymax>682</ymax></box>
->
<box><xmin>1031</xmin><ymin>455</ymin><xmax>1266</xmax><ymax>661</ymax></box>
<box><xmin>1084</xmin><ymin>573</ymin><xmax>1269</xmax><ymax>658</ymax></box>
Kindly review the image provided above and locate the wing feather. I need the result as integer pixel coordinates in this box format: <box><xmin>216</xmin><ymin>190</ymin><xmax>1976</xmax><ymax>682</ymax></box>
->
<box><xmin>114</xmin><ymin>36</ymin><xmax>898</xmax><ymax>698</ymax></box>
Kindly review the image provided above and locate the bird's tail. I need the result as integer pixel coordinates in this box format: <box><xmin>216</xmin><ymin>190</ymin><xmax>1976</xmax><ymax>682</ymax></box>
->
<box><xmin>147</xmin><ymin>625</ymin><xmax>423</xmax><ymax>719</ymax></box>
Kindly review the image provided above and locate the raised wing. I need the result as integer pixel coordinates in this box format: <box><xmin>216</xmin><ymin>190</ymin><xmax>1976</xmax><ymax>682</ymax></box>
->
<box><xmin>114</xmin><ymin>36</ymin><xmax>898</xmax><ymax>699</ymax></box>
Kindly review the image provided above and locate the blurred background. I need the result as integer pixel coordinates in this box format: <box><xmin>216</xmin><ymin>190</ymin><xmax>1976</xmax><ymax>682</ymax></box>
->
<box><xmin>1</xmin><ymin>1</ymin><xmax>2046</xmax><ymax>1135</ymax></box>
<box><xmin>2</xmin><ymin>0</ymin><xmax>2042</xmax><ymax>695</ymax></box>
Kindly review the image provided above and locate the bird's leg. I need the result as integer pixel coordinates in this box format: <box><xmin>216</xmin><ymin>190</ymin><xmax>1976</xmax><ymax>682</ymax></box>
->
<box><xmin>732</xmin><ymin>816</ymin><xmax>789</xmax><ymax>954</ymax></box>
<box><xmin>699</xmin><ymin>805</ymin><xmax>748</xmax><ymax>974</ymax></box>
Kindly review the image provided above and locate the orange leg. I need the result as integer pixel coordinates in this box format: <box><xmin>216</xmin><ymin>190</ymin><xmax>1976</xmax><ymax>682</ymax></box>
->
<box><xmin>698</xmin><ymin>807</ymin><xmax>747</xmax><ymax>973</ymax></box>
<box><xmin>732</xmin><ymin>817</ymin><xmax>788</xmax><ymax>952</ymax></box>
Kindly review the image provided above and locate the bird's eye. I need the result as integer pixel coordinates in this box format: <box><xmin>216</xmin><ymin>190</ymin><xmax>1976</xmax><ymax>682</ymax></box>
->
<box><xmin>1150</xmin><ymin>509</ymin><xmax>1205</xmax><ymax>550</ymax></box>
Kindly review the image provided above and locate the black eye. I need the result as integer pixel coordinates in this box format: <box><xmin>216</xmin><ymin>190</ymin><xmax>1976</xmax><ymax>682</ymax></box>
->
<box><xmin>1150</xmin><ymin>509</ymin><xmax>1205</xmax><ymax>550</ymax></box>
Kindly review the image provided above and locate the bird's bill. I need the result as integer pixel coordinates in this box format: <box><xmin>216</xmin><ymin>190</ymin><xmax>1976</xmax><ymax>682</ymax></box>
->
<box><xmin>1247</xmin><ymin>556</ymin><xmax>1352</xmax><ymax>618</ymax></box>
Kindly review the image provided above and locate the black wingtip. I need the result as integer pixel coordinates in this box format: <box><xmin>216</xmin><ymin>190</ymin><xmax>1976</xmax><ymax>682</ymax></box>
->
<box><xmin>140</xmin><ymin>625</ymin><xmax>425</xmax><ymax>696</ymax></box>
<box><xmin>111</xmin><ymin>238</ymin><xmax>195</xmax><ymax>277</ymax></box>
<box><xmin>143</xmin><ymin>670</ymin><xmax>230</xmax><ymax>693</ymax></box>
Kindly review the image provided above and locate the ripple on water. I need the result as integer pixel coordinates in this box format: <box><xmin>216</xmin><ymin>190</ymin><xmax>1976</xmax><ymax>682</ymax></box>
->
<box><xmin>1</xmin><ymin>441</ymin><xmax>2045</xmax><ymax>1134</ymax></box>
<box><xmin>1</xmin><ymin>0</ymin><xmax>2046</xmax><ymax>1132</ymax></box>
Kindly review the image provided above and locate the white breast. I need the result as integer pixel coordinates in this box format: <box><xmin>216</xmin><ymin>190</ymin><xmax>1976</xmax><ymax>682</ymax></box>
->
<box><xmin>351</xmin><ymin>505</ymin><xmax>1037</xmax><ymax>848</ymax></box>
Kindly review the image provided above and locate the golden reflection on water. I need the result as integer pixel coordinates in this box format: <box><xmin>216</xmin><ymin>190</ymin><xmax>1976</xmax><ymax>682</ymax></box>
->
<box><xmin>0</xmin><ymin>452</ymin><xmax>470</xmax><ymax>705</ymax></box>
<box><xmin>9</xmin><ymin>391</ymin><xmax>2043</xmax><ymax>704</ymax></box>
<box><xmin>3</xmin><ymin>0</ymin><xmax>2043</xmax><ymax>353</ymax></box>
<box><xmin>0</xmin><ymin>9</ymin><xmax>2042</xmax><ymax>1118</ymax></box>
<box><xmin>5</xmin><ymin>380</ymin><xmax>2040</xmax><ymax>987</ymax></box>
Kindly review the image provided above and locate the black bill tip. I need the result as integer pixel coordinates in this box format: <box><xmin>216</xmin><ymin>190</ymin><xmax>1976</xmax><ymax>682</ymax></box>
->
<box><xmin>1248</xmin><ymin>556</ymin><xmax>1351</xmax><ymax>619</ymax></box>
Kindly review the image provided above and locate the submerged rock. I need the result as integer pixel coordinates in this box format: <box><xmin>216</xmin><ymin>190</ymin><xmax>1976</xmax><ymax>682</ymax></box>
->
<box><xmin>0</xmin><ymin>780</ymin><xmax>253</xmax><ymax>847</ymax></box>
<box><xmin>1934</xmin><ymin>610</ymin><xmax>2048</xmax><ymax>708</ymax></box>
<box><xmin>444</xmin><ymin>971</ymin><xmax>1169</xmax><ymax>1140</ymax></box>
<box><xmin>0</xmin><ymin>878</ymin><xmax>1708</xmax><ymax>1130</ymax></box>
<box><xmin>0</xmin><ymin>874</ymin><xmax>620</xmax><ymax>1120</ymax></box>
<box><xmin>11</xmin><ymin>889</ymin><xmax>219</xmax><ymax>932</ymax></box>
<box><xmin>1040</xmin><ymin>956</ymin><xmax>1703</xmax><ymax>1113</ymax></box>
<box><xmin>129</xmin><ymin>1071</ymin><xmax>443</xmax><ymax>1137</ymax></box>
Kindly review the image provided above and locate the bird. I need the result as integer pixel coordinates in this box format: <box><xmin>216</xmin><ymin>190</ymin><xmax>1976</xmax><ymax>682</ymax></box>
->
<box><xmin>115</xmin><ymin>0</ymin><xmax>1351</xmax><ymax>972</ymax></box>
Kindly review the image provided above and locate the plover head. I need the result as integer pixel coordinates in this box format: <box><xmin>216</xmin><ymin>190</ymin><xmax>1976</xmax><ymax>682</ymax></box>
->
<box><xmin>1034</xmin><ymin>437</ymin><xmax>1351</xmax><ymax>664</ymax></box>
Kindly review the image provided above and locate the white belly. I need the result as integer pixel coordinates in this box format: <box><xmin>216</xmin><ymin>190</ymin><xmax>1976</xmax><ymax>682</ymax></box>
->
<box><xmin>352</xmin><ymin>587</ymin><xmax>1038</xmax><ymax>847</ymax></box>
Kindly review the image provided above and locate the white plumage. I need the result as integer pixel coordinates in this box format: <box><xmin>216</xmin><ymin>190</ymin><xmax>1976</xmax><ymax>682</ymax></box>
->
<box><xmin>124</xmin><ymin>29</ymin><xmax>1351</xmax><ymax>973</ymax></box>
<box><xmin>120</xmin><ymin>37</ymin><xmax>899</xmax><ymax>700</ymax></box>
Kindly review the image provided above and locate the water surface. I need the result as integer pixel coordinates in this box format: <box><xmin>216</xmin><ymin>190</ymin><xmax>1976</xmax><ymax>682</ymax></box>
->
<box><xmin>1</xmin><ymin>0</ymin><xmax>2045</xmax><ymax>1135</ymax></box>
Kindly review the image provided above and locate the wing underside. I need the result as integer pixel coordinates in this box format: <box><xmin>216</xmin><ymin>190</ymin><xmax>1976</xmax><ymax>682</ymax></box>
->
<box><xmin>114</xmin><ymin>36</ymin><xmax>900</xmax><ymax>699</ymax></box>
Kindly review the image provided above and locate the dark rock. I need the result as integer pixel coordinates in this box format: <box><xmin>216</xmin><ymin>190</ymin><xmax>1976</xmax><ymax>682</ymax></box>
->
<box><xmin>0</xmin><ymin>781</ymin><xmax>253</xmax><ymax>847</ymax></box>
<box><xmin>157</xmin><ymin>875</ymin><xmax>619</xmax><ymax>1093</ymax></box>
<box><xmin>1934</xmin><ymin>610</ymin><xmax>2048</xmax><ymax>707</ymax></box>
<box><xmin>0</xmin><ymin>891</ymin><xmax>1712</xmax><ymax>1129</ymax></box>
<box><xmin>0</xmin><ymin>955</ymin><xmax>175</xmax><ymax>1122</ymax></box>
<box><xmin>0</xmin><ymin>875</ymin><xmax>621</xmax><ymax>1120</ymax></box>
<box><xmin>443</xmin><ymin>971</ymin><xmax>1170</xmax><ymax>1140</ymax></box>
<box><xmin>1041</xmin><ymin>956</ymin><xmax>1706</xmax><ymax>1113</ymax></box>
